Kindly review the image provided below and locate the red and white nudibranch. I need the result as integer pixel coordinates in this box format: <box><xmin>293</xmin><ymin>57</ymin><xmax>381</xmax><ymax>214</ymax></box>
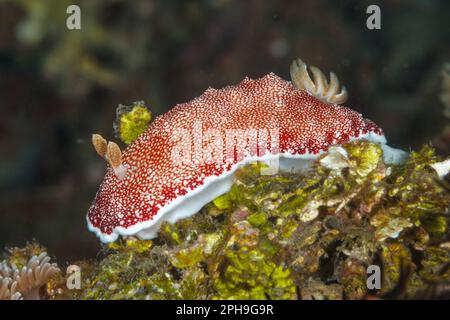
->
<box><xmin>87</xmin><ymin>58</ymin><xmax>407</xmax><ymax>243</ymax></box>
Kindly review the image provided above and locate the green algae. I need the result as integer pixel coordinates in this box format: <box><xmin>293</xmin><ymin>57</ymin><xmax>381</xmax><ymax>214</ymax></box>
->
<box><xmin>60</xmin><ymin>141</ymin><xmax>450</xmax><ymax>299</ymax></box>
<box><xmin>2</xmin><ymin>141</ymin><xmax>449</xmax><ymax>300</ymax></box>
<box><xmin>114</xmin><ymin>101</ymin><xmax>152</xmax><ymax>145</ymax></box>
<box><xmin>212</xmin><ymin>220</ymin><xmax>297</xmax><ymax>299</ymax></box>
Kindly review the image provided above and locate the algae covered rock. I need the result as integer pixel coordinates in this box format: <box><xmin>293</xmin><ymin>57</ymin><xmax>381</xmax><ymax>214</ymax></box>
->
<box><xmin>2</xmin><ymin>141</ymin><xmax>449</xmax><ymax>300</ymax></box>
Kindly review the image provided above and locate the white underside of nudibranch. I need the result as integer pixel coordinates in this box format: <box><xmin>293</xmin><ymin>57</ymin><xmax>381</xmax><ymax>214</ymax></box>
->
<box><xmin>87</xmin><ymin>131</ymin><xmax>408</xmax><ymax>243</ymax></box>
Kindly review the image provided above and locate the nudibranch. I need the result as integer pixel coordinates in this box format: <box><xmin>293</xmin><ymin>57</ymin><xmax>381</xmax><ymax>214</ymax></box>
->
<box><xmin>87</xmin><ymin>58</ymin><xmax>407</xmax><ymax>243</ymax></box>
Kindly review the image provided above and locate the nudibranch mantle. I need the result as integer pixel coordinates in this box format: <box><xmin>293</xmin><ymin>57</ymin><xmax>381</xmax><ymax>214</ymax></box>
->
<box><xmin>88</xmin><ymin>70</ymin><xmax>405</xmax><ymax>243</ymax></box>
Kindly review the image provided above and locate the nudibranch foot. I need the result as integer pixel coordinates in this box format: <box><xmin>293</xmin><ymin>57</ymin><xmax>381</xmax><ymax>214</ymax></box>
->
<box><xmin>380</xmin><ymin>144</ymin><xmax>409</xmax><ymax>164</ymax></box>
<box><xmin>290</xmin><ymin>58</ymin><xmax>348</xmax><ymax>105</ymax></box>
